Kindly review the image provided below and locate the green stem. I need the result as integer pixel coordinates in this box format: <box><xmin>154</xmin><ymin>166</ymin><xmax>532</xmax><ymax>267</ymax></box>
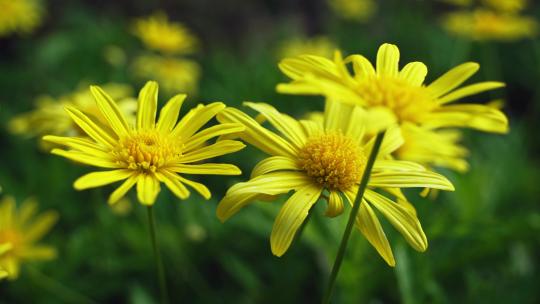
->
<box><xmin>321</xmin><ymin>131</ymin><xmax>386</xmax><ymax>304</ymax></box>
<box><xmin>147</xmin><ymin>206</ymin><xmax>169</xmax><ymax>304</ymax></box>
<box><xmin>27</xmin><ymin>266</ymin><xmax>97</xmax><ymax>304</ymax></box>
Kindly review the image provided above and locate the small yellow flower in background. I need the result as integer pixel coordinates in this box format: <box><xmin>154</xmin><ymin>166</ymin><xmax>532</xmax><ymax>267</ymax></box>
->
<box><xmin>277</xmin><ymin>43</ymin><xmax>509</xmax><ymax>171</ymax></box>
<box><xmin>217</xmin><ymin>101</ymin><xmax>454</xmax><ymax>265</ymax></box>
<box><xmin>0</xmin><ymin>196</ymin><xmax>58</xmax><ymax>280</ymax></box>
<box><xmin>9</xmin><ymin>83</ymin><xmax>136</xmax><ymax>149</ymax></box>
<box><xmin>132</xmin><ymin>55</ymin><xmax>200</xmax><ymax>94</ymax></box>
<box><xmin>443</xmin><ymin>9</ymin><xmax>537</xmax><ymax>41</ymax></box>
<box><xmin>44</xmin><ymin>81</ymin><xmax>245</xmax><ymax>206</ymax></box>
<box><xmin>482</xmin><ymin>0</ymin><xmax>526</xmax><ymax>13</ymax></box>
<box><xmin>328</xmin><ymin>0</ymin><xmax>376</xmax><ymax>22</ymax></box>
<box><xmin>0</xmin><ymin>0</ymin><xmax>43</xmax><ymax>37</ymax></box>
<box><xmin>277</xmin><ymin>36</ymin><xmax>336</xmax><ymax>59</ymax></box>
<box><xmin>133</xmin><ymin>12</ymin><xmax>198</xmax><ymax>55</ymax></box>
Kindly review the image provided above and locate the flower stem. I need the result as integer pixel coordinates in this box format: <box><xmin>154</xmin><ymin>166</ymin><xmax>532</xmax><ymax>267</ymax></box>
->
<box><xmin>321</xmin><ymin>130</ymin><xmax>386</xmax><ymax>304</ymax></box>
<box><xmin>27</xmin><ymin>266</ymin><xmax>97</xmax><ymax>304</ymax></box>
<box><xmin>147</xmin><ymin>206</ymin><xmax>169</xmax><ymax>304</ymax></box>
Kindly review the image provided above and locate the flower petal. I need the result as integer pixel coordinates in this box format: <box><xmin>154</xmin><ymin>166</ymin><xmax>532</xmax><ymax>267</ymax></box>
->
<box><xmin>90</xmin><ymin>85</ymin><xmax>130</xmax><ymax>136</ymax></box>
<box><xmin>325</xmin><ymin>191</ymin><xmax>344</xmax><ymax>218</ymax></box>
<box><xmin>217</xmin><ymin>171</ymin><xmax>311</xmax><ymax>221</ymax></box>
<box><xmin>370</xmin><ymin>171</ymin><xmax>455</xmax><ymax>191</ymax></box>
<box><xmin>427</xmin><ymin>62</ymin><xmax>479</xmax><ymax>98</ymax></box>
<box><xmin>424</xmin><ymin>104</ymin><xmax>509</xmax><ymax>133</ymax></box>
<box><xmin>376</xmin><ymin>43</ymin><xmax>400</xmax><ymax>77</ymax></box>
<box><xmin>156</xmin><ymin>171</ymin><xmax>190</xmax><ymax>200</ymax></box>
<box><xmin>24</xmin><ymin>211</ymin><xmax>59</xmax><ymax>242</ymax></box>
<box><xmin>50</xmin><ymin>149</ymin><xmax>120</xmax><ymax>169</ymax></box>
<box><xmin>270</xmin><ymin>183</ymin><xmax>322</xmax><ymax>257</ymax></box>
<box><xmin>172</xmin><ymin>102</ymin><xmax>225</xmax><ymax>139</ymax></box>
<box><xmin>364</xmin><ymin>190</ymin><xmax>428</xmax><ymax>252</ymax></box>
<box><xmin>180</xmin><ymin>140</ymin><xmax>245</xmax><ymax>163</ymax></box>
<box><xmin>183</xmin><ymin>123</ymin><xmax>245</xmax><ymax>153</ymax></box>
<box><xmin>137</xmin><ymin>81</ymin><xmax>159</xmax><ymax>129</ymax></box>
<box><xmin>178</xmin><ymin>176</ymin><xmax>211</xmax><ymax>199</ymax></box>
<box><xmin>74</xmin><ymin>169</ymin><xmax>133</xmax><ymax>190</ymax></box>
<box><xmin>136</xmin><ymin>174</ymin><xmax>161</xmax><ymax>205</ymax></box>
<box><xmin>64</xmin><ymin>106</ymin><xmax>116</xmax><ymax>148</ymax></box>
<box><xmin>171</xmin><ymin>163</ymin><xmax>241</xmax><ymax>175</ymax></box>
<box><xmin>399</xmin><ymin>62</ymin><xmax>428</xmax><ymax>86</ymax></box>
<box><xmin>157</xmin><ymin>94</ymin><xmax>186</xmax><ymax>132</ymax></box>
<box><xmin>251</xmin><ymin>156</ymin><xmax>300</xmax><ymax>178</ymax></box>
<box><xmin>437</xmin><ymin>81</ymin><xmax>505</xmax><ymax>104</ymax></box>
<box><xmin>108</xmin><ymin>174</ymin><xmax>139</xmax><ymax>205</ymax></box>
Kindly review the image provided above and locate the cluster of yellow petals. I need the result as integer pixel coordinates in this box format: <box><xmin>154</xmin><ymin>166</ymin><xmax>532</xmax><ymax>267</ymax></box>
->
<box><xmin>0</xmin><ymin>0</ymin><xmax>43</xmax><ymax>37</ymax></box>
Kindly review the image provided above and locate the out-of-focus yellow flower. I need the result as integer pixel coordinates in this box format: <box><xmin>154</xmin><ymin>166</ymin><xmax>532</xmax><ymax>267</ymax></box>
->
<box><xmin>9</xmin><ymin>83</ymin><xmax>136</xmax><ymax>148</ymax></box>
<box><xmin>133</xmin><ymin>12</ymin><xmax>198</xmax><ymax>55</ymax></box>
<box><xmin>278</xmin><ymin>43</ymin><xmax>509</xmax><ymax>171</ymax></box>
<box><xmin>0</xmin><ymin>0</ymin><xmax>43</xmax><ymax>37</ymax></box>
<box><xmin>0</xmin><ymin>196</ymin><xmax>58</xmax><ymax>280</ymax></box>
<box><xmin>217</xmin><ymin>101</ymin><xmax>454</xmax><ymax>265</ymax></box>
<box><xmin>132</xmin><ymin>55</ymin><xmax>200</xmax><ymax>94</ymax></box>
<box><xmin>103</xmin><ymin>45</ymin><xmax>127</xmax><ymax>67</ymax></box>
<box><xmin>443</xmin><ymin>9</ymin><xmax>537</xmax><ymax>41</ymax></box>
<box><xmin>328</xmin><ymin>0</ymin><xmax>376</xmax><ymax>22</ymax></box>
<box><xmin>482</xmin><ymin>0</ymin><xmax>526</xmax><ymax>13</ymax></box>
<box><xmin>277</xmin><ymin>36</ymin><xmax>336</xmax><ymax>59</ymax></box>
<box><xmin>44</xmin><ymin>81</ymin><xmax>245</xmax><ymax>206</ymax></box>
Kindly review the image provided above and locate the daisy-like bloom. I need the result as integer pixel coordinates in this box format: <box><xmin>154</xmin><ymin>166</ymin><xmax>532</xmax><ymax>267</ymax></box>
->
<box><xmin>327</xmin><ymin>0</ymin><xmax>376</xmax><ymax>22</ymax></box>
<box><xmin>133</xmin><ymin>12</ymin><xmax>198</xmax><ymax>55</ymax></box>
<box><xmin>442</xmin><ymin>9</ymin><xmax>537</xmax><ymax>41</ymax></box>
<box><xmin>277</xmin><ymin>43</ymin><xmax>509</xmax><ymax>170</ymax></box>
<box><xmin>0</xmin><ymin>196</ymin><xmax>58</xmax><ymax>280</ymax></box>
<box><xmin>132</xmin><ymin>55</ymin><xmax>200</xmax><ymax>94</ymax></box>
<box><xmin>216</xmin><ymin>101</ymin><xmax>454</xmax><ymax>265</ymax></box>
<box><xmin>277</xmin><ymin>36</ymin><xmax>336</xmax><ymax>59</ymax></box>
<box><xmin>43</xmin><ymin>81</ymin><xmax>245</xmax><ymax>206</ymax></box>
<box><xmin>0</xmin><ymin>0</ymin><xmax>43</xmax><ymax>37</ymax></box>
<box><xmin>10</xmin><ymin>83</ymin><xmax>136</xmax><ymax>140</ymax></box>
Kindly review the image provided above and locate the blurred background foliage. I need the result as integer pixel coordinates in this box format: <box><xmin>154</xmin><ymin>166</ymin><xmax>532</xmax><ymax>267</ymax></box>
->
<box><xmin>1</xmin><ymin>0</ymin><xmax>540</xmax><ymax>303</ymax></box>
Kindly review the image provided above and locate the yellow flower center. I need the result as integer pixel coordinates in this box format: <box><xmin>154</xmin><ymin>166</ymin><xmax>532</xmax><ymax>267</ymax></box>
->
<box><xmin>113</xmin><ymin>130</ymin><xmax>182</xmax><ymax>173</ymax></box>
<box><xmin>298</xmin><ymin>133</ymin><xmax>365</xmax><ymax>191</ymax></box>
<box><xmin>356</xmin><ymin>77</ymin><xmax>436</xmax><ymax>123</ymax></box>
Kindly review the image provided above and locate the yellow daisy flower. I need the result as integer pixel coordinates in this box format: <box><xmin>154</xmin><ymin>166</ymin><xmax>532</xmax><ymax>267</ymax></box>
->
<box><xmin>9</xmin><ymin>83</ymin><xmax>136</xmax><ymax>142</ymax></box>
<box><xmin>132</xmin><ymin>55</ymin><xmax>200</xmax><ymax>94</ymax></box>
<box><xmin>133</xmin><ymin>12</ymin><xmax>198</xmax><ymax>55</ymax></box>
<box><xmin>277</xmin><ymin>36</ymin><xmax>336</xmax><ymax>59</ymax></box>
<box><xmin>216</xmin><ymin>101</ymin><xmax>454</xmax><ymax>266</ymax></box>
<box><xmin>44</xmin><ymin>81</ymin><xmax>245</xmax><ymax>206</ymax></box>
<box><xmin>0</xmin><ymin>0</ymin><xmax>43</xmax><ymax>37</ymax></box>
<box><xmin>442</xmin><ymin>9</ymin><xmax>537</xmax><ymax>41</ymax></box>
<box><xmin>277</xmin><ymin>43</ymin><xmax>508</xmax><ymax>169</ymax></box>
<box><xmin>328</xmin><ymin>0</ymin><xmax>376</xmax><ymax>22</ymax></box>
<box><xmin>0</xmin><ymin>196</ymin><xmax>58</xmax><ymax>280</ymax></box>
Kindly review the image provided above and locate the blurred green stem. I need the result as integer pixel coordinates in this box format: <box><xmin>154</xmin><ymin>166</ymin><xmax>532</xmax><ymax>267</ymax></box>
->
<box><xmin>27</xmin><ymin>266</ymin><xmax>97</xmax><ymax>304</ymax></box>
<box><xmin>147</xmin><ymin>206</ymin><xmax>169</xmax><ymax>304</ymax></box>
<box><xmin>322</xmin><ymin>131</ymin><xmax>386</xmax><ymax>304</ymax></box>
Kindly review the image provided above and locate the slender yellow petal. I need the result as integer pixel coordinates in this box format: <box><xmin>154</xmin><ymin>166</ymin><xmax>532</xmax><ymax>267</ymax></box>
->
<box><xmin>217</xmin><ymin>107</ymin><xmax>298</xmax><ymax>158</ymax></box>
<box><xmin>50</xmin><ymin>149</ymin><xmax>119</xmax><ymax>169</ymax></box>
<box><xmin>178</xmin><ymin>176</ymin><xmax>211</xmax><ymax>199</ymax></box>
<box><xmin>437</xmin><ymin>81</ymin><xmax>505</xmax><ymax>104</ymax></box>
<box><xmin>64</xmin><ymin>106</ymin><xmax>116</xmax><ymax>148</ymax></box>
<box><xmin>137</xmin><ymin>81</ymin><xmax>159</xmax><ymax>129</ymax></box>
<box><xmin>370</xmin><ymin>171</ymin><xmax>455</xmax><ymax>191</ymax></box>
<box><xmin>19</xmin><ymin>245</ymin><xmax>57</xmax><ymax>260</ymax></box>
<box><xmin>373</xmin><ymin>160</ymin><xmax>426</xmax><ymax>172</ymax></box>
<box><xmin>90</xmin><ymin>85</ymin><xmax>130</xmax><ymax>136</ymax></box>
<box><xmin>251</xmin><ymin>156</ymin><xmax>300</xmax><ymax>178</ymax></box>
<box><xmin>108</xmin><ymin>174</ymin><xmax>139</xmax><ymax>205</ymax></box>
<box><xmin>217</xmin><ymin>172</ymin><xmax>311</xmax><ymax>221</ymax></box>
<box><xmin>156</xmin><ymin>170</ymin><xmax>190</xmax><ymax>200</ymax></box>
<box><xmin>74</xmin><ymin>169</ymin><xmax>133</xmax><ymax>190</ymax></box>
<box><xmin>43</xmin><ymin>136</ymin><xmax>110</xmax><ymax>155</ymax></box>
<box><xmin>180</xmin><ymin>140</ymin><xmax>245</xmax><ymax>163</ymax></box>
<box><xmin>270</xmin><ymin>183</ymin><xmax>322</xmax><ymax>257</ymax></box>
<box><xmin>172</xmin><ymin>102</ymin><xmax>225</xmax><ymax>139</ymax></box>
<box><xmin>171</xmin><ymin>163</ymin><xmax>241</xmax><ymax>175</ymax></box>
<box><xmin>345</xmin><ymin>54</ymin><xmax>376</xmax><ymax>80</ymax></box>
<box><xmin>399</xmin><ymin>62</ymin><xmax>428</xmax><ymax>86</ymax></box>
<box><xmin>325</xmin><ymin>191</ymin><xmax>344</xmax><ymax>218</ymax></box>
<box><xmin>18</xmin><ymin>198</ymin><xmax>38</xmax><ymax>226</ymax></box>
<box><xmin>424</xmin><ymin>104</ymin><xmax>509</xmax><ymax>133</ymax></box>
<box><xmin>244</xmin><ymin>102</ymin><xmax>307</xmax><ymax>149</ymax></box>
<box><xmin>183</xmin><ymin>123</ymin><xmax>245</xmax><ymax>152</ymax></box>
<box><xmin>0</xmin><ymin>243</ymin><xmax>12</xmax><ymax>255</ymax></box>
<box><xmin>156</xmin><ymin>94</ymin><xmax>186</xmax><ymax>132</ymax></box>
<box><xmin>137</xmin><ymin>174</ymin><xmax>161</xmax><ymax>205</ymax></box>
<box><xmin>364</xmin><ymin>190</ymin><xmax>428</xmax><ymax>251</ymax></box>
<box><xmin>428</xmin><ymin>62</ymin><xmax>479</xmax><ymax>98</ymax></box>
<box><xmin>376</xmin><ymin>43</ymin><xmax>400</xmax><ymax>77</ymax></box>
